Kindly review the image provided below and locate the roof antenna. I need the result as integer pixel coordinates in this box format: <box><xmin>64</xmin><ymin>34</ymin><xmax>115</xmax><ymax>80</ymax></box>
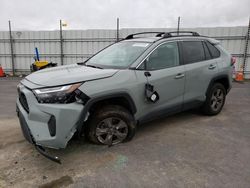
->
<box><xmin>177</xmin><ymin>17</ymin><xmax>180</xmax><ymax>36</ymax></box>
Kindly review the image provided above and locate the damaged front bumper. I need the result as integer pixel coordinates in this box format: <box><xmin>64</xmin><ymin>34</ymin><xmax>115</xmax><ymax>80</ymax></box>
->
<box><xmin>17</xmin><ymin>106</ymin><xmax>61</xmax><ymax>163</ymax></box>
<box><xmin>16</xmin><ymin>85</ymin><xmax>84</xmax><ymax>163</ymax></box>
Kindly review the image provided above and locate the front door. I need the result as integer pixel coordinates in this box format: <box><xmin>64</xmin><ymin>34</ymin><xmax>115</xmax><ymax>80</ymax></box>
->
<box><xmin>135</xmin><ymin>41</ymin><xmax>185</xmax><ymax>122</ymax></box>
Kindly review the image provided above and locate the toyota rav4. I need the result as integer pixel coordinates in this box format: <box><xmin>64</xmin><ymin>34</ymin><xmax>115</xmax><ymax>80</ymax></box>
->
<box><xmin>16</xmin><ymin>31</ymin><xmax>233</xmax><ymax>163</ymax></box>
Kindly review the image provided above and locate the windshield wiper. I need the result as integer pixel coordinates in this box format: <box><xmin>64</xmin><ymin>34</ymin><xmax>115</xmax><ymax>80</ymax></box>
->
<box><xmin>84</xmin><ymin>64</ymin><xmax>103</xmax><ymax>69</ymax></box>
<box><xmin>77</xmin><ymin>62</ymin><xmax>103</xmax><ymax>69</ymax></box>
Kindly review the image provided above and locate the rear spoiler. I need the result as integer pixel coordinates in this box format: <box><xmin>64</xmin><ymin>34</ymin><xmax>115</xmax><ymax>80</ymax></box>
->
<box><xmin>207</xmin><ymin>38</ymin><xmax>220</xmax><ymax>45</ymax></box>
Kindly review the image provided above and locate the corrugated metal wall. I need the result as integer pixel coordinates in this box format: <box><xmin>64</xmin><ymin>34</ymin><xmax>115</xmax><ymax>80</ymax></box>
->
<box><xmin>0</xmin><ymin>26</ymin><xmax>249</xmax><ymax>77</ymax></box>
<box><xmin>0</xmin><ymin>30</ymin><xmax>117</xmax><ymax>72</ymax></box>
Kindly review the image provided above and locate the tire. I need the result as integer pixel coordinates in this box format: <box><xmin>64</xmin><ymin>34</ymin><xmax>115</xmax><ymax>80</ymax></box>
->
<box><xmin>202</xmin><ymin>83</ymin><xmax>226</xmax><ymax>115</ymax></box>
<box><xmin>86</xmin><ymin>105</ymin><xmax>136</xmax><ymax>145</ymax></box>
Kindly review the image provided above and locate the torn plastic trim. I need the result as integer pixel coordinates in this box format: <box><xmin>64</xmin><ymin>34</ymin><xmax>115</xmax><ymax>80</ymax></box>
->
<box><xmin>35</xmin><ymin>145</ymin><xmax>61</xmax><ymax>164</ymax></box>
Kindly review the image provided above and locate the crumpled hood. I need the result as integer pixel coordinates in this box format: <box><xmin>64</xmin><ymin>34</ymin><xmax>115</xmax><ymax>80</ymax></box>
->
<box><xmin>23</xmin><ymin>64</ymin><xmax>119</xmax><ymax>88</ymax></box>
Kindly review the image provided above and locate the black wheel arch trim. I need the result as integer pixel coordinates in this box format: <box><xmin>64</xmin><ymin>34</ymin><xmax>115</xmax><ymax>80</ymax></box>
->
<box><xmin>206</xmin><ymin>74</ymin><xmax>231</xmax><ymax>96</ymax></box>
<box><xmin>76</xmin><ymin>92</ymin><xmax>137</xmax><ymax>133</ymax></box>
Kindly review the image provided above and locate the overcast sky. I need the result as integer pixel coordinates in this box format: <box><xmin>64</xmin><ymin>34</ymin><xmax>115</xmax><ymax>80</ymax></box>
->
<box><xmin>0</xmin><ymin>0</ymin><xmax>249</xmax><ymax>31</ymax></box>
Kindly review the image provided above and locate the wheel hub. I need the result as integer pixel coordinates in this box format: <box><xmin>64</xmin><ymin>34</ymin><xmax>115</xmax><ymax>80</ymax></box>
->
<box><xmin>210</xmin><ymin>88</ymin><xmax>224</xmax><ymax>111</ymax></box>
<box><xmin>96</xmin><ymin>117</ymin><xmax>128</xmax><ymax>145</ymax></box>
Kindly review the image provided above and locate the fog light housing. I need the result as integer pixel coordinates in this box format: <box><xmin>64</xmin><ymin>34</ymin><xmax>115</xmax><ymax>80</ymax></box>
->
<box><xmin>48</xmin><ymin>115</ymin><xmax>56</xmax><ymax>136</ymax></box>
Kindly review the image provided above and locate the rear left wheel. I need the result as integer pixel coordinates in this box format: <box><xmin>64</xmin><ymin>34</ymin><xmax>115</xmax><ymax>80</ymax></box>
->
<box><xmin>202</xmin><ymin>83</ymin><xmax>226</xmax><ymax>115</ymax></box>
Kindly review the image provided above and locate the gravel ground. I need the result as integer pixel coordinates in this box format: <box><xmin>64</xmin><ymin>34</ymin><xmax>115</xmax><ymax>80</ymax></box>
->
<box><xmin>0</xmin><ymin>79</ymin><xmax>250</xmax><ymax>188</ymax></box>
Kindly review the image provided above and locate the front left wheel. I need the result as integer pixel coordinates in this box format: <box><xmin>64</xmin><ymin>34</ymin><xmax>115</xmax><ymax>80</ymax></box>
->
<box><xmin>86</xmin><ymin>105</ymin><xmax>136</xmax><ymax>145</ymax></box>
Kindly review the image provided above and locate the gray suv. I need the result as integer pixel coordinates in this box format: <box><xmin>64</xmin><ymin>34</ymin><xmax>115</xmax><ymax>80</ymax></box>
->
<box><xmin>16</xmin><ymin>31</ymin><xmax>233</xmax><ymax>163</ymax></box>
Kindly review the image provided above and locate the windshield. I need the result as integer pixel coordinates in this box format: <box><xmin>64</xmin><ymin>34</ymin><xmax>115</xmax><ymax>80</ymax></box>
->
<box><xmin>85</xmin><ymin>41</ymin><xmax>151</xmax><ymax>69</ymax></box>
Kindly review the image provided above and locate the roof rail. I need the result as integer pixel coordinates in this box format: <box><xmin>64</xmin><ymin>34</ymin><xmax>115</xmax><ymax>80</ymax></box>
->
<box><xmin>124</xmin><ymin>31</ymin><xmax>200</xmax><ymax>40</ymax></box>
<box><xmin>125</xmin><ymin>32</ymin><xmax>165</xmax><ymax>39</ymax></box>
<box><xmin>162</xmin><ymin>31</ymin><xmax>200</xmax><ymax>38</ymax></box>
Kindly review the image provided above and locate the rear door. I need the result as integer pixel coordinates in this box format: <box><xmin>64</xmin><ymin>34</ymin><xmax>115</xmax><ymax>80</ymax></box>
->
<box><xmin>135</xmin><ymin>41</ymin><xmax>185</xmax><ymax>121</ymax></box>
<box><xmin>180</xmin><ymin>40</ymin><xmax>219</xmax><ymax>109</ymax></box>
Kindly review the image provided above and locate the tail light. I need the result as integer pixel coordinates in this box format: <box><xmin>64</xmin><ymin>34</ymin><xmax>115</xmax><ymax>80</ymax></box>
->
<box><xmin>231</xmin><ymin>56</ymin><xmax>236</xmax><ymax>66</ymax></box>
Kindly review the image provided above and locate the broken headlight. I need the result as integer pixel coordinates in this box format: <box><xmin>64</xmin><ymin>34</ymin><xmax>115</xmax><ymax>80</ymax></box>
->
<box><xmin>33</xmin><ymin>83</ymin><xmax>84</xmax><ymax>104</ymax></box>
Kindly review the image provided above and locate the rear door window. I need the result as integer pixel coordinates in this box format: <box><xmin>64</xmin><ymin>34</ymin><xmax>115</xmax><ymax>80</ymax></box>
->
<box><xmin>182</xmin><ymin>41</ymin><xmax>205</xmax><ymax>64</ymax></box>
<box><xmin>202</xmin><ymin>41</ymin><xmax>212</xmax><ymax>60</ymax></box>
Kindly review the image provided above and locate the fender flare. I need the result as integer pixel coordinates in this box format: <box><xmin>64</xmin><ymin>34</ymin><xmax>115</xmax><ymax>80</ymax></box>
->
<box><xmin>76</xmin><ymin>92</ymin><xmax>137</xmax><ymax>132</ymax></box>
<box><xmin>85</xmin><ymin>92</ymin><xmax>137</xmax><ymax>114</ymax></box>
<box><xmin>206</xmin><ymin>74</ymin><xmax>231</xmax><ymax>96</ymax></box>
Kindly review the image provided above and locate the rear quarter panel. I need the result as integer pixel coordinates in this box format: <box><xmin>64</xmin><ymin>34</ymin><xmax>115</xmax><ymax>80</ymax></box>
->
<box><xmin>216</xmin><ymin>44</ymin><xmax>233</xmax><ymax>88</ymax></box>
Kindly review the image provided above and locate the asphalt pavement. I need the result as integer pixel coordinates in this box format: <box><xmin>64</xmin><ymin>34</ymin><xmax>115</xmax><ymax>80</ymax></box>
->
<box><xmin>0</xmin><ymin>79</ymin><xmax>250</xmax><ymax>187</ymax></box>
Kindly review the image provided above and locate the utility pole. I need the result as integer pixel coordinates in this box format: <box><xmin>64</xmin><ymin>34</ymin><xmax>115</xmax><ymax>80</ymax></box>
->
<box><xmin>116</xmin><ymin>18</ymin><xmax>120</xmax><ymax>42</ymax></box>
<box><xmin>59</xmin><ymin>20</ymin><xmax>64</xmax><ymax>65</ymax></box>
<box><xmin>8</xmin><ymin>20</ymin><xmax>15</xmax><ymax>75</ymax></box>
<box><xmin>177</xmin><ymin>17</ymin><xmax>180</xmax><ymax>35</ymax></box>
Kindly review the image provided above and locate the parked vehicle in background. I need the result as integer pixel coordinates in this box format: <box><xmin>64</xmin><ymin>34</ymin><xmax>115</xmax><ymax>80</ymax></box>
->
<box><xmin>16</xmin><ymin>31</ymin><xmax>233</xmax><ymax>163</ymax></box>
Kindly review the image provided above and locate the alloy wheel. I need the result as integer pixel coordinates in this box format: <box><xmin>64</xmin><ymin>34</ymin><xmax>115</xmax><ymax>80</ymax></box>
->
<box><xmin>210</xmin><ymin>88</ymin><xmax>224</xmax><ymax>112</ymax></box>
<box><xmin>96</xmin><ymin>117</ymin><xmax>128</xmax><ymax>145</ymax></box>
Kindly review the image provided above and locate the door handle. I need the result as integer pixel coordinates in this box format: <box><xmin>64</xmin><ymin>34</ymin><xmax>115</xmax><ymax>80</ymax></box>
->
<box><xmin>175</xmin><ymin>73</ymin><xmax>185</xmax><ymax>79</ymax></box>
<box><xmin>208</xmin><ymin>64</ymin><xmax>216</xmax><ymax>70</ymax></box>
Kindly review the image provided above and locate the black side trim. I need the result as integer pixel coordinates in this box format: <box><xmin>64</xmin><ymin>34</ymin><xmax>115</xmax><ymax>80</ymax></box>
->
<box><xmin>206</xmin><ymin>74</ymin><xmax>230</xmax><ymax>95</ymax></box>
<box><xmin>182</xmin><ymin>100</ymin><xmax>204</xmax><ymax>111</ymax></box>
<box><xmin>138</xmin><ymin>104</ymin><xmax>181</xmax><ymax>124</ymax></box>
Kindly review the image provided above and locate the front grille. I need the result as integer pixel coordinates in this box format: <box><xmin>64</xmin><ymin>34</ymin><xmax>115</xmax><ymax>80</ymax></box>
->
<box><xmin>19</xmin><ymin>92</ymin><xmax>29</xmax><ymax>113</ymax></box>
